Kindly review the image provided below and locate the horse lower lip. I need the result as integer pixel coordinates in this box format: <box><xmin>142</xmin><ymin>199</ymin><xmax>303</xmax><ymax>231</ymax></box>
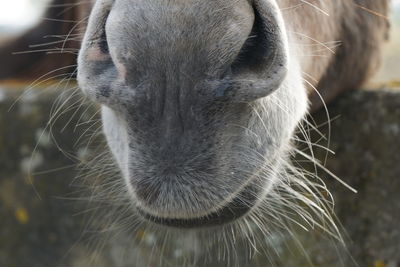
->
<box><xmin>137</xmin><ymin>202</ymin><xmax>251</xmax><ymax>228</ymax></box>
<box><xmin>136</xmin><ymin>181</ymin><xmax>261</xmax><ymax>228</ymax></box>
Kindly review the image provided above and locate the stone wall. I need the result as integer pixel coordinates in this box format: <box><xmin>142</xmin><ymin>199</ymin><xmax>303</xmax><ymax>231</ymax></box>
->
<box><xmin>309</xmin><ymin>88</ymin><xmax>400</xmax><ymax>267</ymax></box>
<box><xmin>0</xmin><ymin>86</ymin><xmax>399</xmax><ymax>267</ymax></box>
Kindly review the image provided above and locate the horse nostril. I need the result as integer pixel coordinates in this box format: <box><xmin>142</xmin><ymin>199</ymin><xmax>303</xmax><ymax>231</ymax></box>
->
<box><xmin>99</xmin><ymin>28</ymin><xmax>109</xmax><ymax>54</ymax></box>
<box><xmin>210</xmin><ymin>1</ymin><xmax>289</xmax><ymax>102</ymax></box>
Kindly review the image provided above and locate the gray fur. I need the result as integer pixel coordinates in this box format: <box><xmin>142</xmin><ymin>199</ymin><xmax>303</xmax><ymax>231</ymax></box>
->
<box><xmin>77</xmin><ymin>0</ymin><xmax>388</xmax><ymax>226</ymax></box>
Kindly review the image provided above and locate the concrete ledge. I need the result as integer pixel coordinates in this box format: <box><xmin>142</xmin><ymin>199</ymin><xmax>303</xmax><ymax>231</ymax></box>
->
<box><xmin>309</xmin><ymin>88</ymin><xmax>400</xmax><ymax>266</ymax></box>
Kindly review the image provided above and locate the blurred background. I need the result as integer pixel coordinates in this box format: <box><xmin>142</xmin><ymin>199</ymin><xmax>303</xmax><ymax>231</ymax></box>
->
<box><xmin>374</xmin><ymin>0</ymin><xmax>400</xmax><ymax>84</ymax></box>
<box><xmin>0</xmin><ymin>1</ymin><xmax>399</xmax><ymax>267</ymax></box>
<box><xmin>0</xmin><ymin>0</ymin><xmax>49</xmax><ymax>33</ymax></box>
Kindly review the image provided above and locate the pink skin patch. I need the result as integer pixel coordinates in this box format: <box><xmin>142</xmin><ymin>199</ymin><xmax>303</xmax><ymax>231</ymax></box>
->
<box><xmin>86</xmin><ymin>46</ymin><xmax>127</xmax><ymax>80</ymax></box>
<box><xmin>114</xmin><ymin>60</ymin><xmax>127</xmax><ymax>80</ymax></box>
<box><xmin>86</xmin><ymin>46</ymin><xmax>110</xmax><ymax>61</ymax></box>
<box><xmin>110</xmin><ymin>47</ymin><xmax>127</xmax><ymax>80</ymax></box>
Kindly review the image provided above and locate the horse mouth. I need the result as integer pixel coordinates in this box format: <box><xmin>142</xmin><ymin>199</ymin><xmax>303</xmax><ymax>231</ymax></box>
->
<box><xmin>136</xmin><ymin>180</ymin><xmax>261</xmax><ymax>228</ymax></box>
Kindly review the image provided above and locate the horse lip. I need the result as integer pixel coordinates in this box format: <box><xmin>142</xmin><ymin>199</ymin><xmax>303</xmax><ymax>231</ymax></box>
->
<box><xmin>136</xmin><ymin>180</ymin><xmax>261</xmax><ymax>228</ymax></box>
